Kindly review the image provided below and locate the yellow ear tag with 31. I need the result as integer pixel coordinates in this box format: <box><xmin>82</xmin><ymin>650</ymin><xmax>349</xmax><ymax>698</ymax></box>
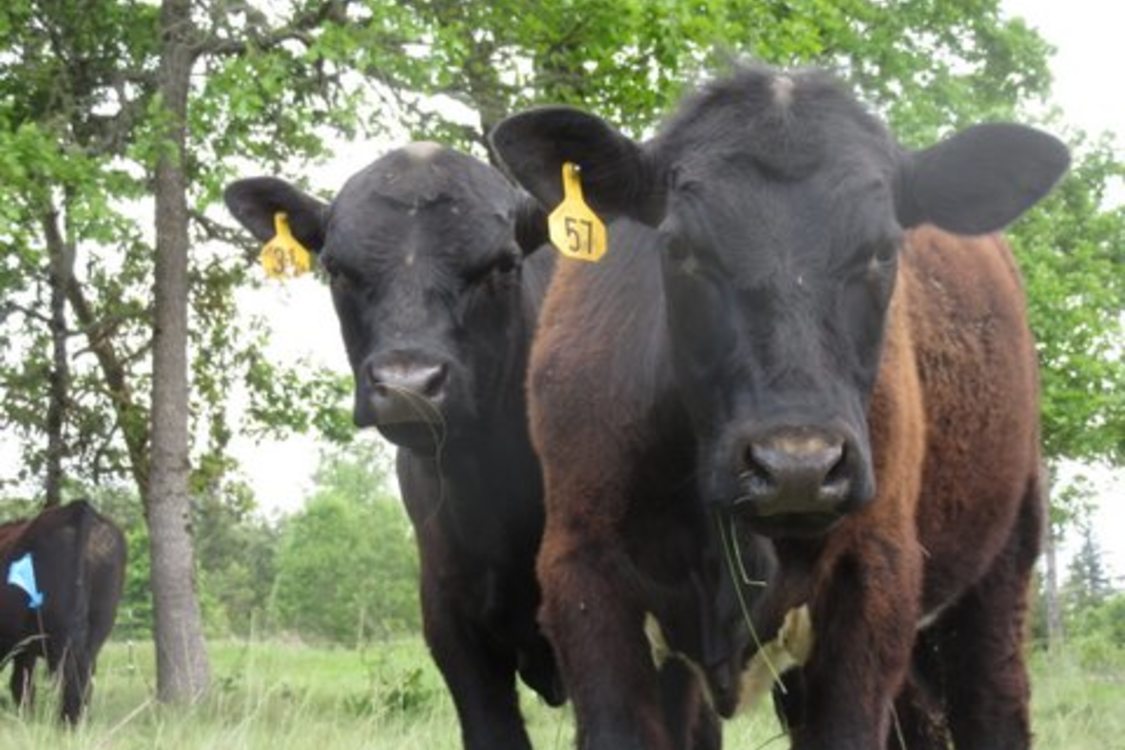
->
<box><xmin>259</xmin><ymin>212</ymin><xmax>313</xmax><ymax>279</ymax></box>
<box><xmin>548</xmin><ymin>162</ymin><xmax>607</xmax><ymax>262</ymax></box>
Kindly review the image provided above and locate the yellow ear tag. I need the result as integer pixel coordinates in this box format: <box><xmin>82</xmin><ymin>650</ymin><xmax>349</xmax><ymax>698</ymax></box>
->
<box><xmin>548</xmin><ymin>162</ymin><xmax>607</xmax><ymax>262</ymax></box>
<box><xmin>259</xmin><ymin>212</ymin><xmax>313</xmax><ymax>279</ymax></box>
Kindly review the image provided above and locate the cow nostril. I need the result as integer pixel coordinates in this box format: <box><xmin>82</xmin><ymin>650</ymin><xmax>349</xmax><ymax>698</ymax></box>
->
<box><xmin>823</xmin><ymin>443</ymin><xmax>848</xmax><ymax>487</ymax></box>
<box><xmin>739</xmin><ymin>443</ymin><xmax>778</xmax><ymax>495</ymax></box>
<box><xmin>368</xmin><ymin>364</ymin><xmax>390</xmax><ymax>399</ymax></box>
<box><xmin>367</xmin><ymin>361</ymin><xmax>448</xmax><ymax>402</ymax></box>
<box><xmin>738</xmin><ymin>433</ymin><xmax>849</xmax><ymax>501</ymax></box>
<box><xmin>420</xmin><ymin>363</ymin><xmax>448</xmax><ymax>399</ymax></box>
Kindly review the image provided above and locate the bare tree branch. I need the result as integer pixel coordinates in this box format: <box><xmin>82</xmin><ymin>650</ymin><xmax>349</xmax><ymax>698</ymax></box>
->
<box><xmin>66</xmin><ymin>278</ymin><xmax>150</xmax><ymax>492</ymax></box>
<box><xmin>190</xmin><ymin>210</ymin><xmax>259</xmax><ymax>263</ymax></box>
<box><xmin>194</xmin><ymin>0</ymin><xmax>351</xmax><ymax>58</ymax></box>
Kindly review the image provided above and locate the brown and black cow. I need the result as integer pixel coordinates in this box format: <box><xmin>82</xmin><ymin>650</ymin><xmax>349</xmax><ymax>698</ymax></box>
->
<box><xmin>225</xmin><ymin>144</ymin><xmax>566</xmax><ymax>750</ymax></box>
<box><xmin>491</xmin><ymin>63</ymin><xmax>1067</xmax><ymax>750</ymax></box>
<box><xmin>1</xmin><ymin>499</ymin><xmax>125</xmax><ymax>723</ymax></box>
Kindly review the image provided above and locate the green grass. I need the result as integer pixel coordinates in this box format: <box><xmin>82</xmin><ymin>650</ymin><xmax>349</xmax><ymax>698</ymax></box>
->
<box><xmin>1029</xmin><ymin>648</ymin><xmax>1125</xmax><ymax>750</ymax></box>
<box><xmin>0</xmin><ymin>637</ymin><xmax>1120</xmax><ymax>749</ymax></box>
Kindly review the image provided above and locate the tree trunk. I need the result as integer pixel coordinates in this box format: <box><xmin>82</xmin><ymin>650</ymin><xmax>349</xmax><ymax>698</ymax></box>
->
<box><xmin>1042</xmin><ymin>464</ymin><xmax>1064</xmax><ymax>650</ymax></box>
<box><xmin>1044</xmin><ymin>521</ymin><xmax>1064</xmax><ymax>650</ymax></box>
<box><xmin>42</xmin><ymin>204</ymin><xmax>75</xmax><ymax>507</ymax></box>
<box><xmin>147</xmin><ymin>0</ymin><xmax>210</xmax><ymax>703</ymax></box>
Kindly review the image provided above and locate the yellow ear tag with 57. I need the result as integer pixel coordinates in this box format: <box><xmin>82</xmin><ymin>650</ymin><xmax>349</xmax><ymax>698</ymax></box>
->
<box><xmin>548</xmin><ymin>162</ymin><xmax>607</xmax><ymax>262</ymax></box>
<box><xmin>259</xmin><ymin>212</ymin><xmax>313</xmax><ymax>279</ymax></box>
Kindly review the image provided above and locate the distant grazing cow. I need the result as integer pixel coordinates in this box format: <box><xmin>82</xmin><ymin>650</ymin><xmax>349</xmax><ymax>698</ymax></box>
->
<box><xmin>0</xmin><ymin>499</ymin><xmax>125</xmax><ymax>723</ymax></box>
<box><xmin>492</xmin><ymin>63</ymin><xmax>1067</xmax><ymax>750</ymax></box>
<box><xmin>226</xmin><ymin>144</ymin><xmax>566</xmax><ymax>750</ymax></box>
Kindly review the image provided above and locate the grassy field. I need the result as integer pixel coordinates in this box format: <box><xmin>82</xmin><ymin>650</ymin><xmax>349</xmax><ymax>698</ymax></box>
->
<box><xmin>0</xmin><ymin>637</ymin><xmax>1121</xmax><ymax>749</ymax></box>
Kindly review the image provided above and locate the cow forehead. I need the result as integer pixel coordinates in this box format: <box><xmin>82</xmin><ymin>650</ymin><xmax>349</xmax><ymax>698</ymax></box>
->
<box><xmin>654</xmin><ymin>66</ymin><xmax>896</xmax><ymax>188</ymax></box>
<box><xmin>338</xmin><ymin>147</ymin><xmax>513</xmax><ymax>213</ymax></box>
<box><xmin>326</xmin><ymin>198</ymin><xmax>511</xmax><ymax>267</ymax></box>
<box><xmin>667</xmin><ymin>163</ymin><xmax>897</xmax><ymax>271</ymax></box>
<box><xmin>324</xmin><ymin>147</ymin><xmax>515</xmax><ymax>263</ymax></box>
<box><xmin>650</xmin><ymin>67</ymin><xmax>901</xmax><ymax>269</ymax></box>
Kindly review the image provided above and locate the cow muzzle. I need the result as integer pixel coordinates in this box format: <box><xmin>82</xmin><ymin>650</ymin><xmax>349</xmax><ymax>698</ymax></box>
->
<box><xmin>356</xmin><ymin>352</ymin><xmax>450</xmax><ymax>444</ymax></box>
<box><xmin>731</xmin><ymin>427</ymin><xmax>866</xmax><ymax>536</ymax></box>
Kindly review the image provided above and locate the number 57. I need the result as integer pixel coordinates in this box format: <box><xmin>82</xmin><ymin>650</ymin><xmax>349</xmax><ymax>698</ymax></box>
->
<box><xmin>565</xmin><ymin>216</ymin><xmax>593</xmax><ymax>254</ymax></box>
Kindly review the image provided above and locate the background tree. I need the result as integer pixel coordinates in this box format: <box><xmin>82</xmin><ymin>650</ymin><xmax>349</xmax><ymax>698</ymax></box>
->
<box><xmin>0</xmin><ymin>0</ymin><xmax>362</xmax><ymax>702</ymax></box>
<box><xmin>1065</xmin><ymin>519</ymin><xmax>1114</xmax><ymax>617</ymax></box>
<box><xmin>192</xmin><ymin>481</ymin><xmax>281</xmax><ymax>637</ymax></box>
<box><xmin>146</xmin><ymin>0</ymin><xmax>211</xmax><ymax>702</ymax></box>
<box><xmin>272</xmin><ymin>439</ymin><xmax>419</xmax><ymax>644</ymax></box>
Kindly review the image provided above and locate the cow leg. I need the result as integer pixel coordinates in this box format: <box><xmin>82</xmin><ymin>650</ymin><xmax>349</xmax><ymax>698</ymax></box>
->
<box><xmin>9</xmin><ymin>650</ymin><xmax>37</xmax><ymax>712</ymax></box>
<box><xmin>538</xmin><ymin>517</ymin><xmax>674</xmax><ymax>750</ymax></box>
<box><xmin>933</xmin><ymin>483</ymin><xmax>1041</xmax><ymax>750</ymax></box>
<box><xmin>692</xmin><ymin>703</ymin><xmax>722</xmax><ymax>750</ymax></box>
<box><xmin>783</xmin><ymin>540</ymin><xmax>922</xmax><ymax>750</ymax></box>
<box><xmin>657</xmin><ymin>658</ymin><xmax>721</xmax><ymax>750</ymax></box>
<box><xmin>57</xmin><ymin>641</ymin><xmax>93</xmax><ymax>724</ymax></box>
<box><xmin>886</xmin><ymin>671</ymin><xmax>951</xmax><ymax>750</ymax></box>
<box><xmin>420</xmin><ymin>570</ymin><xmax>530</xmax><ymax>750</ymax></box>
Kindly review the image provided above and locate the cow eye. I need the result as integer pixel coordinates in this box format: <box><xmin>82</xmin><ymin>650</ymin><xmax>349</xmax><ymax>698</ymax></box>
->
<box><xmin>321</xmin><ymin>254</ymin><xmax>349</xmax><ymax>279</ymax></box>
<box><xmin>664</xmin><ymin>236</ymin><xmax>693</xmax><ymax>267</ymax></box>
<box><xmin>868</xmin><ymin>238</ymin><xmax>899</xmax><ymax>268</ymax></box>
<box><xmin>466</xmin><ymin>252</ymin><xmax>519</xmax><ymax>287</ymax></box>
<box><xmin>493</xmin><ymin>253</ymin><xmax>518</xmax><ymax>275</ymax></box>
<box><xmin>320</xmin><ymin>255</ymin><xmax>365</xmax><ymax>292</ymax></box>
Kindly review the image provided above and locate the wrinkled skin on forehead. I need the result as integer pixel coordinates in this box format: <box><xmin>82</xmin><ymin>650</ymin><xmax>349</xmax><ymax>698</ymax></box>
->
<box><xmin>492</xmin><ymin>62</ymin><xmax>1067</xmax><ymax>750</ymax></box>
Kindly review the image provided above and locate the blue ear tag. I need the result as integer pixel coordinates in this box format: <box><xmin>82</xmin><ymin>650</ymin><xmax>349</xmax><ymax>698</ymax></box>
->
<box><xmin>7</xmin><ymin>552</ymin><xmax>44</xmax><ymax>610</ymax></box>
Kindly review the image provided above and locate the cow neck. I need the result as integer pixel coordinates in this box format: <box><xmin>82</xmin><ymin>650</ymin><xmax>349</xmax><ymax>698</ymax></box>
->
<box><xmin>399</xmin><ymin>421</ymin><xmax>542</xmax><ymax>565</ymax></box>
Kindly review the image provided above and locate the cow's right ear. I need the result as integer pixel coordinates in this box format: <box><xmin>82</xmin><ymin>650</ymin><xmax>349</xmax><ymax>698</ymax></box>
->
<box><xmin>490</xmin><ymin>107</ymin><xmax>665</xmax><ymax>226</ymax></box>
<box><xmin>223</xmin><ymin>177</ymin><xmax>329</xmax><ymax>252</ymax></box>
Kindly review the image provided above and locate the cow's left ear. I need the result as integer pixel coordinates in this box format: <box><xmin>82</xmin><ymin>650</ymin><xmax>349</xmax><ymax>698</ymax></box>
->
<box><xmin>224</xmin><ymin>177</ymin><xmax>329</xmax><ymax>252</ymax></box>
<box><xmin>490</xmin><ymin>106</ymin><xmax>665</xmax><ymax>225</ymax></box>
<box><xmin>896</xmin><ymin>123</ymin><xmax>1069</xmax><ymax>234</ymax></box>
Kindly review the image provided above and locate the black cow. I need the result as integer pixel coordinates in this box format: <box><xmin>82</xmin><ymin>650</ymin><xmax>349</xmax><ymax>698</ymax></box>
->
<box><xmin>225</xmin><ymin>143</ymin><xmax>563</xmax><ymax>750</ymax></box>
<box><xmin>1</xmin><ymin>499</ymin><xmax>126</xmax><ymax>723</ymax></box>
<box><xmin>492</xmin><ymin>63</ymin><xmax>1066</xmax><ymax>750</ymax></box>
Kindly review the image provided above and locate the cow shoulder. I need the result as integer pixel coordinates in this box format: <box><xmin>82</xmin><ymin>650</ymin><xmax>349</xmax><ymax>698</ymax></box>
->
<box><xmin>529</xmin><ymin>220</ymin><xmax>676</xmax><ymax>458</ymax></box>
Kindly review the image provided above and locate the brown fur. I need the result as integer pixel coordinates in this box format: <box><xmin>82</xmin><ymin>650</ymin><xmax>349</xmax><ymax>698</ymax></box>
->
<box><xmin>530</xmin><ymin>225</ymin><xmax>1042</xmax><ymax>749</ymax></box>
<box><xmin>529</xmin><ymin>221</ymin><xmax>740</xmax><ymax>750</ymax></box>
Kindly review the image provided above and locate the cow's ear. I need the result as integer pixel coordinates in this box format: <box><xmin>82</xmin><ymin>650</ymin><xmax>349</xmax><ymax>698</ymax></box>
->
<box><xmin>895</xmin><ymin>123</ymin><xmax>1069</xmax><ymax>234</ymax></box>
<box><xmin>223</xmin><ymin>177</ymin><xmax>329</xmax><ymax>252</ymax></box>
<box><xmin>513</xmin><ymin>193</ymin><xmax>549</xmax><ymax>255</ymax></box>
<box><xmin>490</xmin><ymin>106</ymin><xmax>665</xmax><ymax>225</ymax></box>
